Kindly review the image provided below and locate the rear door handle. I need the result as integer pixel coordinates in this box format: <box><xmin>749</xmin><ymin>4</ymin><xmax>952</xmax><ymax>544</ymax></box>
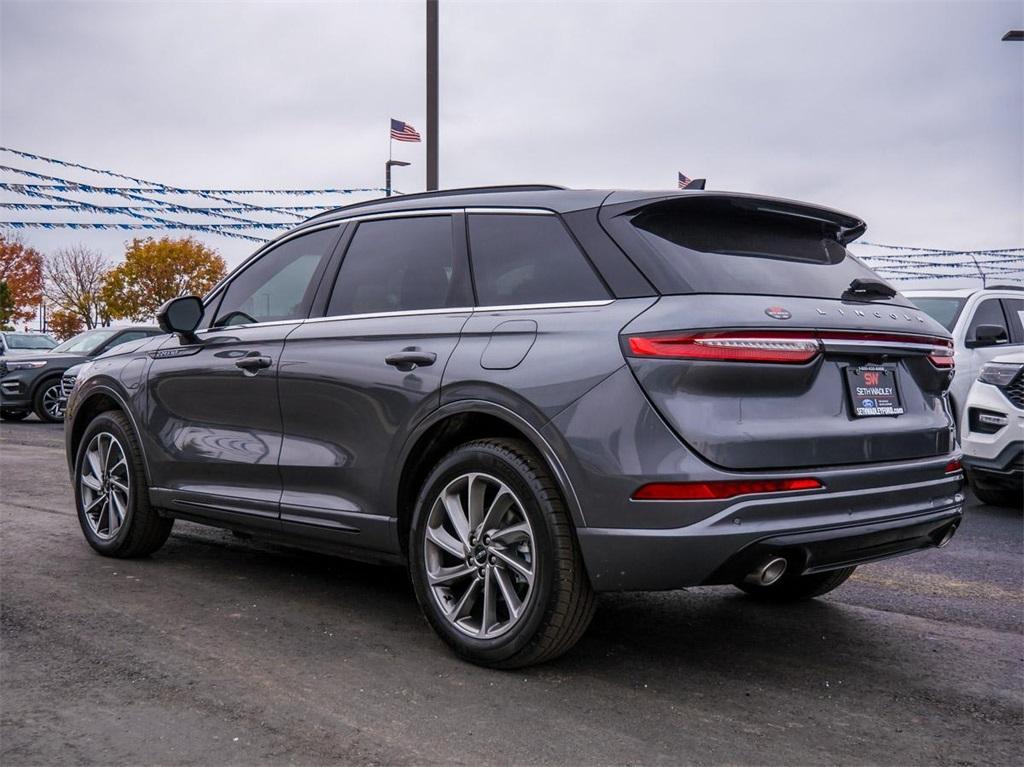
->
<box><xmin>385</xmin><ymin>350</ymin><xmax>437</xmax><ymax>371</ymax></box>
<box><xmin>235</xmin><ymin>353</ymin><xmax>273</xmax><ymax>375</ymax></box>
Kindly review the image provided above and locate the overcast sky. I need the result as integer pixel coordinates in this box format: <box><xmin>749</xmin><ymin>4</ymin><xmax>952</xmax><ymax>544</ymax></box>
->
<box><xmin>1</xmin><ymin>0</ymin><xmax>1022</xmax><ymax>277</ymax></box>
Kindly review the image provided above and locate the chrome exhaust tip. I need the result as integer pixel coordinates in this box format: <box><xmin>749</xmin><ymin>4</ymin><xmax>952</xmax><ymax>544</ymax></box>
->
<box><xmin>936</xmin><ymin>522</ymin><xmax>959</xmax><ymax>548</ymax></box>
<box><xmin>745</xmin><ymin>557</ymin><xmax>788</xmax><ymax>587</ymax></box>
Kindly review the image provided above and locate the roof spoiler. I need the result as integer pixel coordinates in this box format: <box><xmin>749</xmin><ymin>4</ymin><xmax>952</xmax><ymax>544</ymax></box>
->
<box><xmin>608</xmin><ymin>191</ymin><xmax>868</xmax><ymax>244</ymax></box>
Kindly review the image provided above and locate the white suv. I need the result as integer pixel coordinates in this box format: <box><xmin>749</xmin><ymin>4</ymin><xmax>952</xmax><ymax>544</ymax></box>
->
<box><xmin>905</xmin><ymin>287</ymin><xmax>1024</xmax><ymax>426</ymax></box>
<box><xmin>959</xmin><ymin>352</ymin><xmax>1023</xmax><ymax>507</ymax></box>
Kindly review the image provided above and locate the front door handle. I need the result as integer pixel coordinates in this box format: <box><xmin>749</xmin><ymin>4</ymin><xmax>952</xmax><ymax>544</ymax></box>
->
<box><xmin>235</xmin><ymin>353</ymin><xmax>273</xmax><ymax>375</ymax></box>
<box><xmin>385</xmin><ymin>350</ymin><xmax>437</xmax><ymax>372</ymax></box>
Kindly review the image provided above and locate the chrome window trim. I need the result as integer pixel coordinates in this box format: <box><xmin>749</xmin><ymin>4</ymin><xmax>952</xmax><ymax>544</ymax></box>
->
<box><xmin>473</xmin><ymin>299</ymin><xmax>614</xmax><ymax>313</ymax></box>
<box><xmin>303</xmin><ymin>306</ymin><xmax>475</xmax><ymax>325</ymax></box>
<box><xmin>300</xmin><ymin>299</ymin><xmax>615</xmax><ymax>325</ymax></box>
<box><xmin>198</xmin><ymin>318</ymin><xmax>307</xmax><ymax>335</ymax></box>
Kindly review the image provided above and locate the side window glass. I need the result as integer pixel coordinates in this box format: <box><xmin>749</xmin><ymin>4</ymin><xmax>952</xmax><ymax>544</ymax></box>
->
<box><xmin>467</xmin><ymin>214</ymin><xmax>609</xmax><ymax>306</ymax></box>
<box><xmin>105</xmin><ymin>331</ymin><xmax>148</xmax><ymax>350</ymax></box>
<box><xmin>214</xmin><ymin>227</ymin><xmax>336</xmax><ymax>327</ymax></box>
<box><xmin>1001</xmin><ymin>298</ymin><xmax>1024</xmax><ymax>344</ymax></box>
<box><xmin>327</xmin><ymin>216</ymin><xmax>466</xmax><ymax>316</ymax></box>
<box><xmin>966</xmin><ymin>298</ymin><xmax>1009</xmax><ymax>341</ymax></box>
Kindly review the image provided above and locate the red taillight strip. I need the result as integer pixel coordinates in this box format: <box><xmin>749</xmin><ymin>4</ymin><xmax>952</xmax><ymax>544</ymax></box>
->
<box><xmin>944</xmin><ymin>458</ymin><xmax>962</xmax><ymax>474</ymax></box>
<box><xmin>632</xmin><ymin>478</ymin><xmax>823</xmax><ymax>501</ymax></box>
<box><xmin>627</xmin><ymin>329</ymin><xmax>952</xmax><ymax>364</ymax></box>
<box><xmin>627</xmin><ymin>333</ymin><xmax>820</xmax><ymax>363</ymax></box>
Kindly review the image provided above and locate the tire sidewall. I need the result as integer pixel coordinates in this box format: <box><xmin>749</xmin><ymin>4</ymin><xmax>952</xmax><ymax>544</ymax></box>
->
<box><xmin>409</xmin><ymin>442</ymin><xmax>559</xmax><ymax>665</ymax></box>
<box><xmin>74</xmin><ymin>412</ymin><xmax>143</xmax><ymax>553</ymax></box>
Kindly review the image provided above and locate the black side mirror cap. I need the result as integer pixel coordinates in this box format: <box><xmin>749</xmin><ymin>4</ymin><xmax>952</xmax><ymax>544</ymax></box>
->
<box><xmin>156</xmin><ymin>296</ymin><xmax>204</xmax><ymax>342</ymax></box>
<box><xmin>966</xmin><ymin>324</ymin><xmax>1008</xmax><ymax>348</ymax></box>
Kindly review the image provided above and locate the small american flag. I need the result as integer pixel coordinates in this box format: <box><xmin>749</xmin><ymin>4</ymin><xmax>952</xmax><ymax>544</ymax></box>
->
<box><xmin>678</xmin><ymin>172</ymin><xmax>693</xmax><ymax>189</ymax></box>
<box><xmin>391</xmin><ymin>119</ymin><xmax>421</xmax><ymax>142</ymax></box>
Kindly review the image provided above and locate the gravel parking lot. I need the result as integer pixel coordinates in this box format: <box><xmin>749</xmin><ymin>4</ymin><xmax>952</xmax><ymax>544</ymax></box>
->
<box><xmin>1</xmin><ymin>419</ymin><xmax>1021</xmax><ymax>766</ymax></box>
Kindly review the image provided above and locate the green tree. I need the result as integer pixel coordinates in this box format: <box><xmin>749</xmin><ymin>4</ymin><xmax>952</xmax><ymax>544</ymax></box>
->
<box><xmin>0</xmin><ymin>280</ymin><xmax>15</xmax><ymax>329</ymax></box>
<box><xmin>102</xmin><ymin>237</ymin><xmax>226</xmax><ymax>322</ymax></box>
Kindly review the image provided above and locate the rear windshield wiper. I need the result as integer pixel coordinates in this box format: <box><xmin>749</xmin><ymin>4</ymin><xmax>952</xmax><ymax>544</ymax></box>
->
<box><xmin>843</xmin><ymin>278</ymin><xmax>897</xmax><ymax>300</ymax></box>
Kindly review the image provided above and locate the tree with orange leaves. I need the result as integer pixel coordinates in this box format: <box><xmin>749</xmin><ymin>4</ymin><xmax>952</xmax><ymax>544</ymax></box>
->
<box><xmin>102</xmin><ymin>237</ymin><xmax>226</xmax><ymax>322</ymax></box>
<box><xmin>0</xmin><ymin>232</ymin><xmax>44</xmax><ymax>324</ymax></box>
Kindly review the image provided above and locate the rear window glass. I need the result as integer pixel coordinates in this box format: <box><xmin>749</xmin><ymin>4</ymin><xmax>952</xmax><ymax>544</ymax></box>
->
<box><xmin>618</xmin><ymin>199</ymin><xmax>900</xmax><ymax>301</ymax></box>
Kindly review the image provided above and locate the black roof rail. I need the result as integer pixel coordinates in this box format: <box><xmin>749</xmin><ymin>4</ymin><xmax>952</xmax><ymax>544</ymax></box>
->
<box><xmin>303</xmin><ymin>184</ymin><xmax>568</xmax><ymax>223</ymax></box>
<box><xmin>985</xmin><ymin>284</ymin><xmax>1024</xmax><ymax>291</ymax></box>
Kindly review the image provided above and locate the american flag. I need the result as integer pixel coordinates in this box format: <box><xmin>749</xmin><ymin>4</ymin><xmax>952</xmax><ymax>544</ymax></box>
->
<box><xmin>391</xmin><ymin>119</ymin><xmax>421</xmax><ymax>142</ymax></box>
<box><xmin>678</xmin><ymin>172</ymin><xmax>694</xmax><ymax>189</ymax></box>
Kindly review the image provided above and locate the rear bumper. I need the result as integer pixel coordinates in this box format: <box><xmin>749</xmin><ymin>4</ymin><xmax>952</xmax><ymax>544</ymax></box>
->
<box><xmin>577</xmin><ymin>476</ymin><xmax>964</xmax><ymax>591</ymax></box>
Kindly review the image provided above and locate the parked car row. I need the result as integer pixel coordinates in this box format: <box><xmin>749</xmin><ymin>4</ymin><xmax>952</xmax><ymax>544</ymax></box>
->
<box><xmin>0</xmin><ymin>326</ymin><xmax>161</xmax><ymax>422</ymax></box>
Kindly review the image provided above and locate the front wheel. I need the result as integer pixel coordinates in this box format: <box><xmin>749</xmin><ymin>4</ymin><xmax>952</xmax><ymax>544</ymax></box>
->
<box><xmin>74</xmin><ymin>411</ymin><xmax>173</xmax><ymax>557</ymax></box>
<box><xmin>409</xmin><ymin>439</ymin><xmax>595</xmax><ymax>668</ymax></box>
<box><xmin>32</xmin><ymin>378</ymin><xmax>64</xmax><ymax>422</ymax></box>
<box><xmin>735</xmin><ymin>565</ymin><xmax>857</xmax><ymax>602</ymax></box>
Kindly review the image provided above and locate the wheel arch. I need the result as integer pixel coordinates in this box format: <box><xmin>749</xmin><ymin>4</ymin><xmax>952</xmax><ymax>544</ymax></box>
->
<box><xmin>394</xmin><ymin>401</ymin><xmax>585</xmax><ymax>558</ymax></box>
<box><xmin>69</xmin><ymin>383</ymin><xmax>151</xmax><ymax>484</ymax></box>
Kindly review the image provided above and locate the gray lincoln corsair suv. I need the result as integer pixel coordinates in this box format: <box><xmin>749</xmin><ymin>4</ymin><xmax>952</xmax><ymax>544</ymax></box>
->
<box><xmin>65</xmin><ymin>185</ymin><xmax>965</xmax><ymax>667</ymax></box>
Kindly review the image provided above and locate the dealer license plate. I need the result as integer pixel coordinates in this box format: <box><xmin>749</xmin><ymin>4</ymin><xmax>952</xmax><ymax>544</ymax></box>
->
<box><xmin>845</xmin><ymin>365</ymin><xmax>904</xmax><ymax>417</ymax></box>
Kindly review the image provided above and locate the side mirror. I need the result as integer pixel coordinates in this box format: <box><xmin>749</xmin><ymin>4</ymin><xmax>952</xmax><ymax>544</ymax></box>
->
<box><xmin>156</xmin><ymin>296</ymin><xmax>204</xmax><ymax>342</ymax></box>
<box><xmin>967</xmin><ymin>324</ymin><xmax>1008</xmax><ymax>348</ymax></box>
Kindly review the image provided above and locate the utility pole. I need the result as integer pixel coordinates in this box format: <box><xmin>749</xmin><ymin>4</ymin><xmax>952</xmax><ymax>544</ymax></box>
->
<box><xmin>426</xmin><ymin>0</ymin><xmax>439</xmax><ymax>190</ymax></box>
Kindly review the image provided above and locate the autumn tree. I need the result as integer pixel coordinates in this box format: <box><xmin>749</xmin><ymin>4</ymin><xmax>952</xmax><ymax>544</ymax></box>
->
<box><xmin>48</xmin><ymin>308</ymin><xmax>85</xmax><ymax>341</ymax></box>
<box><xmin>44</xmin><ymin>245</ymin><xmax>110</xmax><ymax>329</ymax></box>
<box><xmin>0</xmin><ymin>232</ymin><xmax>45</xmax><ymax>324</ymax></box>
<box><xmin>102</xmin><ymin>237</ymin><xmax>226</xmax><ymax>322</ymax></box>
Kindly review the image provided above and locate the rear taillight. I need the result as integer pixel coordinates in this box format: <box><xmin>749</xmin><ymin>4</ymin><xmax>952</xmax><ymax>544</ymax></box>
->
<box><xmin>632</xmin><ymin>478</ymin><xmax>823</xmax><ymax>501</ymax></box>
<box><xmin>627</xmin><ymin>332</ymin><xmax>821</xmax><ymax>364</ymax></box>
<box><xmin>944</xmin><ymin>459</ymin><xmax>962</xmax><ymax>474</ymax></box>
<box><xmin>626</xmin><ymin>329</ymin><xmax>953</xmax><ymax>365</ymax></box>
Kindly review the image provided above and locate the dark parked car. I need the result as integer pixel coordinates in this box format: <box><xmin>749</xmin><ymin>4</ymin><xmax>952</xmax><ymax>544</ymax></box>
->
<box><xmin>1</xmin><ymin>326</ymin><xmax>161</xmax><ymax>422</ymax></box>
<box><xmin>64</xmin><ymin>186</ymin><xmax>965</xmax><ymax>667</ymax></box>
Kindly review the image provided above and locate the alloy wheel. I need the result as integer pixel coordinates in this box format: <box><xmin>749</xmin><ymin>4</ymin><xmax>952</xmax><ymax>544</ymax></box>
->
<box><xmin>42</xmin><ymin>383</ymin><xmax>64</xmax><ymax>419</ymax></box>
<box><xmin>79</xmin><ymin>431</ymin><xmax>130</xmax><ymax>540</ymax></box>
<box><xmin>423</xmin><ymin>472</ymin><xmax>537</xmax><ymax>639</ymax></box>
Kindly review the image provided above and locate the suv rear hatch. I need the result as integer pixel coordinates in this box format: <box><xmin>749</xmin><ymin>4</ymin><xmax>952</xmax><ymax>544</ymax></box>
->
<box><xmin>601</xmin><ymin>192</ymin><xmax>955</xmax><ymax>470</ymax></box>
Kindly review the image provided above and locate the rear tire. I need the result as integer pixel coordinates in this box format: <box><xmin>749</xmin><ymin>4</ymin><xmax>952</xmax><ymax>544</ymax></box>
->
<box><xmin>32</xmin><ymin>378</ymin><xmax>64</xmax><ymax>423</ymax></box>
<box><xmin>0</xmin><ymin>408</ymin><xmax>29</xmax><ymax>421</ymax></box>
<box><xmin>74</xmin><ymin>410</ymin><xmax>173</xmax><ymax>557</ymax></box>
<box><xmin>735</xmin><ymin>565</ymin><xmax>856</xmax><ymax>602</ymax></box>
<box><xmin>409</xmin><ymin>438</ymin><xmax>595</xmax><ymax>668</ymax></box>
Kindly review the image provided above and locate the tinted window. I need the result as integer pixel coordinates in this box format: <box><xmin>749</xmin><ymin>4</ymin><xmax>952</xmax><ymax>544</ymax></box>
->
<box><xmin>966</xmin><ymin>299</ymin><xmax>1008</xmax><ymax>341</ymax></box>
<box><xmin>103</xmin><ymin>330</ymin><xmax>150</xmax><ymax>350</ymax></box>
<box><xmin>1000</xmin><ymin>298</ymin><xmax>1024</xmax><ymax>344</ymax></box>
<box><xmin>214</xmin><ymin>228</ymin><xmax>336</xmax><ymax>327</ymax></box>
<box><xmin>911</xmin><ymin>297</ymin><xmax>966</xmax><ymax>332</ymax></box>
<box><xmin>619</xmin><ymin>199</ymin><xmax>898</xmax><ymax>301</ymax></box>
<box><xmin>468</xmin><ymin>214</ymin><xmax>608</xmax><ymax>306</ymax></box>
<box><xmin>328</xmin><ymin>216</ymin><xmax>467</xmax><ymax>315</ymax></box>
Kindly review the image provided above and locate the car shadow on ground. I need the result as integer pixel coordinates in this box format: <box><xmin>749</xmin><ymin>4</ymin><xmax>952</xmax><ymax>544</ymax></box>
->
<box><xmin>156</xmin><ymin>523</ymin><xmax>992</xmax><ymax>699</ymax></box>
